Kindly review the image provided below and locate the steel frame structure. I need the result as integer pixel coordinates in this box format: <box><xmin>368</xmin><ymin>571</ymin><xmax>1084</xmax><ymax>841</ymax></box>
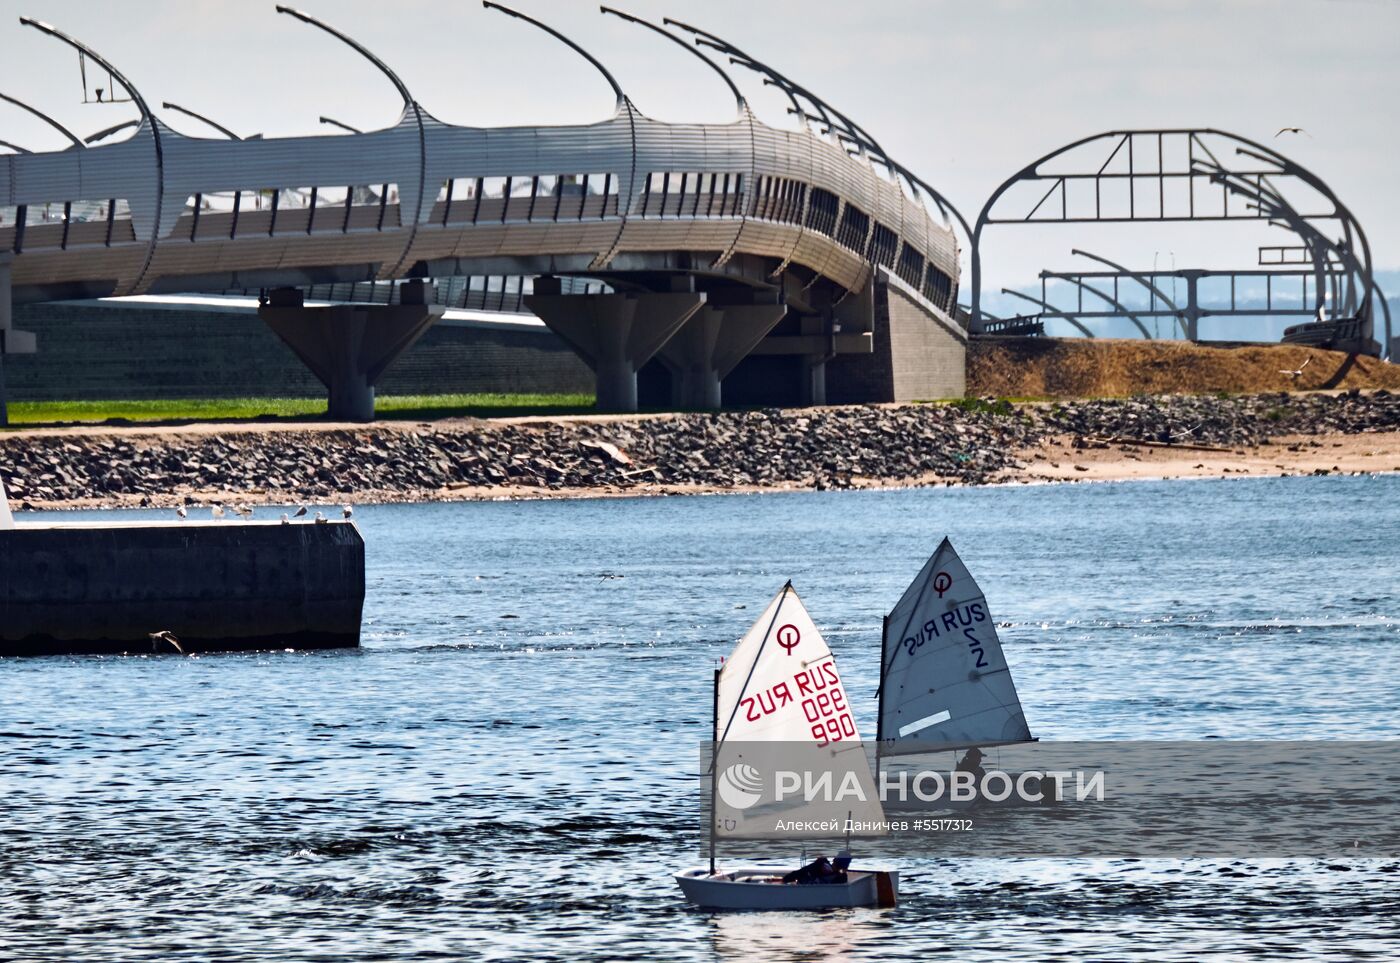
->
<box><xmin>969</xmin><ymin>129</ymin><xmax>1390</xmax><ymax>357</ymax></box>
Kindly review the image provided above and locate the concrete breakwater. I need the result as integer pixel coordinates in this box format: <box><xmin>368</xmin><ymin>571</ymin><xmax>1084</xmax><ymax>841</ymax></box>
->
<box><xmin>0</xmin><ymin>520</ymin><xmax>365</xmax><ymax>655</ymax></box>
<box><xmin>1</xmin><ymin>391</ymin><xmax>1398</xmax><ymax>507</ymax></box>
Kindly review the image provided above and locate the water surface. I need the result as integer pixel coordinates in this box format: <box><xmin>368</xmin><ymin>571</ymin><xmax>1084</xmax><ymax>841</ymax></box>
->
<box><xmin>3</xmin><ymin>475</ymin><xmax>1398</xmax><ymax>961</ymax></box>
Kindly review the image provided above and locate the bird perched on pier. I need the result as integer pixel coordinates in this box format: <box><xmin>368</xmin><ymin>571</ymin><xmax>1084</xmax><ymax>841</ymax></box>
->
<box><xmin>341</xmin><ymin>505</ymin><xmax>353</xmax><ymax>519</ymax></box>
<box><xmin>314</xmin><ymin>511</ymin><xmax>328</xmax><ymax>524</ymax></box>
<box><xmin>148</xmin><ymin>630</ymin><xmax>186</xmax><ymax>655</ymax></box>
<box><xmin>293</xmin><ymin>506</ymin><xmax>308</xmax><ymax>518</ymax></box>
<box><xmin>280</xmin><ymin>513</ymin><xmax>290</xmax><ymax>524</ymax></box>
<box><xmin>1275</xmin><ymin>126</ymin><xmax>1309</xmax><ymax>138</ymax></box>
<box><xmin>211</xmin><ymin>504</ymin><xmax>225</xmax><ymax>519</ymax></box>
<box><xmin>176</xmin><ymin>506</ymin><xmax>187</xmax><ymax>519</ymax></box>
<box><xmin>1279</xmin><ymin>357</ymin><xmax>1312</xmax><ymax>379</ymax></box>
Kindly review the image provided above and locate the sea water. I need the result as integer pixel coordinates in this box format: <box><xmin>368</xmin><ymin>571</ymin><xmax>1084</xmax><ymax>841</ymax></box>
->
<box><xmin>3</xmin><ymin>475</ymin><xmax>1398</xmax><ymax>961</ymax></box>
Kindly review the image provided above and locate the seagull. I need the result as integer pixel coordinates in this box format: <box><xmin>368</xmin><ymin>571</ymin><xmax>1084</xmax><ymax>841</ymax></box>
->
<box><xmin>341</xmin><ymin>504</ymin><xmax>353</xmax><ymax>519</ymax></box>
<box><xmin>314</xmin><ymin>511</ymin><xmax>328</xmax><ymax>524</ymax></box>
<box><xmin>148</xmin><ymin>630</ymin><xmax>186</xmax><ymax>655</ymax></box>
<box><xmin>1275</xmin><ymin>126</ymin><xmax>1310</xmax><ymax>138</ymax></box>
<box><xmin>176</xmin><ymin>506</ymin><xmax>187</xmax><ymax>519</ymax></box>
<box><xmin>234</xmin><ymin>505</ymin><xmax>254</xmax><ymax>519</ymax></box>
<box><xmin>293</xmin><ymin>506</ymin><xmax>308</xmax><ymax>518</ymax></box>
<box><xmin>1279</xmin><ymin>357</ymin><xmax>1312</xmax><ymax>379</ymax></box>
<box><xmin>211</xmin><ymin>504</ymin><xmax>225</xmax><ymax>519</ymax></box>
<box><xmin>280</xmin><ymin>513</ymin><xmax>290</xmax><ymax>524</ymax></box>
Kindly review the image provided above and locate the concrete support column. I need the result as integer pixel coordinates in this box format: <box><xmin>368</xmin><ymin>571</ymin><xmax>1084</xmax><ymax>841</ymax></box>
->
<box><xmin>657</xmin><ymin>303</ymin><xmax>787</xmax><ymax>409</ymax></box>
<box><xmin>259</xmin><ymin>283</ymin><xmax>444</xmax><ymax>422</ymax></box>
<box><xmin>0</xmin><ymin>255</ymin><xmax>10</xmax><ymax>428</ymax></box>
<box><xmin>524</xmin><ymin>280</ymin><xmax>705</xmax><ymax>412</ymax></box>
<box><xmin>0</xmin><ymin>255</ymin><xmax>35</xmax><ymax>427</ymax></box>
<box><xmin>801</xmin><ymin>356</ymin><xmax>827</xmax><ymax>406</ymax></box>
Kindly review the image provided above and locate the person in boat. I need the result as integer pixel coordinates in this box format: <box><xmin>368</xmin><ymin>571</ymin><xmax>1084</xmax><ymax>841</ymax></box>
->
<box><xmin>955</xmin><ymin>746</ymin><xmax>986</xmax><ymax>781</ymax></box>
<box><xmin>782</xmin><ymin>855</ymin><xmax>848</xmax><ymax>885</ymax></box>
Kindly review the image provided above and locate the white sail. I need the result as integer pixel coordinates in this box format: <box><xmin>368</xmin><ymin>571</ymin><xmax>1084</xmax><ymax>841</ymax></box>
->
<box><xmin>879</xmin><ymin>538</ymin><xmax>1031</xmax><ymax>755</ymax></box>
<box><xmin>718</xmin><ymin>583</ymin><xmax>864</xmax><ymax>745</ymax></box>
<box><xmin>714</xmin><ymin>583</ymin><xmax>884</xmax><ymax>837</ymax></box>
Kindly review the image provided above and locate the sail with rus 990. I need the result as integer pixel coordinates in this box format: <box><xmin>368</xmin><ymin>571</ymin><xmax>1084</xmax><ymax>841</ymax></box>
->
<box><xmin>879</xmin><ymin>538</ymin><xmax>1033</xmax><ymax>755</ymax></box>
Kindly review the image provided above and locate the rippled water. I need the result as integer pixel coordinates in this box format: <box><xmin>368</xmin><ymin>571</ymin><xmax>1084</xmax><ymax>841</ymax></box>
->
<box><xmin>3</xmin><ymin>475</ymin><xmax>1399</xmax><ymax>961</ymax></box>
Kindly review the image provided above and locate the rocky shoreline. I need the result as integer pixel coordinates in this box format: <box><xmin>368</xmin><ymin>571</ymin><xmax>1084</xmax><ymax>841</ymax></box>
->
<box><xmin>1</xmin><ymin>390</ymin><xmax>1398</xmax><ymax>510</ymax></box>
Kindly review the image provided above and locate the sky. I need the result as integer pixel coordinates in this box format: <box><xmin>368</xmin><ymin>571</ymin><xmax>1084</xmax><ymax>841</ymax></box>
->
<box><xmin>1</xmin><ymin>0</ymin><xmax>1397</xmax><ymax>300</ymax></box>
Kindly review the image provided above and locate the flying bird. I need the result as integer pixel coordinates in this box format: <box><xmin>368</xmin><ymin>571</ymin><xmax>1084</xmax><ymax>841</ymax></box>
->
<box><xmin>234</xmin><ymin>505</ymin><xmax>253</xmax><ymax>519</ymax></box>
<box><xmin>148</xmin><ymin>630</ymin><xmax>186</xmax><ymax>655</ymax></box>
<box><xmin>211</xmin><ymin>504</ymin><xmax>225</xmax><ymax>519</ymax></box>
<box><xmin>293</xmin><ymin>506</ymin><xmax>308</xmax><ymax>517</ymax></box>
<box><xmin>1275</xmin><ymin>127</ymin><xmax>1310</xmax><ymax>138</ymax></box>
<box><xmin>176</xmin><ymin>506</ymin><xmax>187</xmax><ymax>519</ymax></box>
<box><xmin>1279</xmin><ymin>357</ymin><xmax>1312</xmax><ymax>379</ymax></box>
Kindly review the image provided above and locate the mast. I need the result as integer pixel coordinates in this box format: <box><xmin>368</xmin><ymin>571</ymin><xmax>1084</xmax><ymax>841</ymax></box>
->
<box><xmin>875</xmin><ymin>615</ymin><xmax>889</xmax><ymax>776</ymax></box>
<box><xmin>709</xmin><ymin>664</ymin><xmax>720</xmax><ymax>875</ymax></box>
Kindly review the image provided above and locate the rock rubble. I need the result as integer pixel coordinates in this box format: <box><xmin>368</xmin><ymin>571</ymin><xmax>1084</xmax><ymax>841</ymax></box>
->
<box><xmin>1</xmin><ymin>390</ymin><xmax>1396</xmax><ymax>508</ymax></box>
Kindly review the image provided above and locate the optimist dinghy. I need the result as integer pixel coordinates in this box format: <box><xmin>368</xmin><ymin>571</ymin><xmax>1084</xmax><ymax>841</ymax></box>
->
<box><xmin>876</xmin><ymin>538</ymin><xmax>1039</xmax><ymax>810</ymax></box>
<box><xmin>675</xmin><ymin>582</ymin><xmax>898</xmax><ymax>910</ymax></box>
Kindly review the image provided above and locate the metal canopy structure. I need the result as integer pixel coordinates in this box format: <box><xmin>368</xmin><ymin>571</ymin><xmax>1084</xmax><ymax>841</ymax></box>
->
<box><xmin>969</xmin><ymin>129</ymin><xmax>1390</xmax><ymax>357</ymax></box>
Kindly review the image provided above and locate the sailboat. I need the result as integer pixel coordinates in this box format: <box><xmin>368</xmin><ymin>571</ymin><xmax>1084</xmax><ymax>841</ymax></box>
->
<box><xmin>876</xmin><ymin>538</ymin><xmax>1037</xmax><ymax>809</ymax></box>
<box><xmin>675</xmin><ymin>582</ymin><xmax>899</xmax><ymax>910</ymax></box>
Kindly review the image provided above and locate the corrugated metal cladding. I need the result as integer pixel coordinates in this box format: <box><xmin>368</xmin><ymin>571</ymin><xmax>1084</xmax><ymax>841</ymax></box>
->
<box><xmin>4</xmin><ymin>98</ymin><xmax>959</xmax><ymax>317</ymax></box>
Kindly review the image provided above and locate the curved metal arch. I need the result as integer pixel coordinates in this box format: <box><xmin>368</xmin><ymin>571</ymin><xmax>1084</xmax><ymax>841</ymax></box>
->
<box><xmin>318</xmin><ymin>116</ymin><xmax>362</xmax><ymax>134</ymax></box>
<box><xmin>0</xmin><ymin>139</ymin><xmax>31</xmax><ymax>154</ymax></box>
<box><xmin>275</xmin><ymin>5</ymin><xmax>412</xmax><ymax>108</ymax></box>
<box><xmin>600</xmin><ymin>7</ymin><xmax>744</xmax><ymax>114</ymax></box>
<box><xmin>85</xmin><ymin>119</ymin><xmax>140</xmax><ymax>145</ymax></box>
<box><xmin>665</xmin><ymin>18</ymin><xmax>968</xmax><ymax>239</ymax></box>
<box><xmin>484</xmin><ymin>2</ymin><xmax>626</xmax><ymax>110</ymax></box>
<box><xmin>1195</xmin><ymin>160</ymin><xmax>1333</xmax><ymax>316</ymax></box>
<box><xmin>277</xmin><ymin>6</ymin><xmax>427</xmax><ymax>283</ymax></box>
<box><xmin>1072</xmin><ymin>248</ymin><xmax>1189</xmax><ymax>338</ymax></box>
<box><xmin>1050</xmin><ymin>275</ymin><xmax>1154</xmax><ymax>339</ymax></box>
<box><xmin>969</xmin><ymin>129</ymin><xmax>1385</xmax><ymax>350</ymax></box>
<box><xmin>0</xmin><ymin>92</ymin><xmax>83</xmax><ymax>150</ymax></box>
<box><xmin>1000</xmin><ymin>287</ymin><xmax>1095</xmax><ymax>338</ymax></box>
<box><xmin>19</xmin><ymin>17</ymin><xmax>153</xmax><ymax>124</ymax></box>
<box><xmin>20</xmin><ymin>17</ymin><xmax>164</xmax><ymax>298</ymax></box>
<box><xmin>1228</xmin><ymin>140</ymin><xmax>1388</xmax><ymax>350</ymax></box>
<box><xmin>162</xmin><ymin>101</ymin><xmax>242</xmax><ymax>141</ymax></box>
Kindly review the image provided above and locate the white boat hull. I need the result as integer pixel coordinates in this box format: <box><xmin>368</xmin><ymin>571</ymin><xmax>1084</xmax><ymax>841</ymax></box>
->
<box><xmin>675</xmin><ymin>866</ymin><xmax>898</xmax><ymax>910</ymax></box>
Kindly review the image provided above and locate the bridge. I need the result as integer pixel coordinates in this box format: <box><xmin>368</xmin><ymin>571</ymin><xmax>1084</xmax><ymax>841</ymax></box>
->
<box><xmin>0</xmin><ymin>5</ymin><xmax>965</xmax><ymax>419</ymax></box>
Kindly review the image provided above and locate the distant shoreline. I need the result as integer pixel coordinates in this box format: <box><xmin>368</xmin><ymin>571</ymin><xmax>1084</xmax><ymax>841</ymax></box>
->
<box><xmin>2</xmin><ymin>392</ymin><xmax>1396</xmax><ymax>513</ymax></box>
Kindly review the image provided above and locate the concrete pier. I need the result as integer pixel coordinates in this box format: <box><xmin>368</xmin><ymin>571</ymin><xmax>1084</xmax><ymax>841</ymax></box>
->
<box><xmin>524</xmin><ymin>278</ymin><xmax>705</xmax><ymax>412</ymax></box>
<box><xmin>0</xmin><ymin>520</ymin><xmax>364</xmax><ymax>656</ymax></box>
<box><xmin>655</xmin><ymin>302</ymin><xmax>787</xmax><ymax>409</ymax></box>
<box><xmin>259</xmin><ymin>283</ymin><xmax>444</xmax><ymax>422</ymax></box>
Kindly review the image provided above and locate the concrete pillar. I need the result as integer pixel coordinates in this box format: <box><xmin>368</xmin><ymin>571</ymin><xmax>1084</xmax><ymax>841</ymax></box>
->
<box><xmin>524</xmin><ymin>280</ymin><xmax>705</xmax><ymax>412</ymax></box>
<box><xmin>657</xmin><ymin>303</ymin><xmax>787</xmax><ymax>409</ymax></box>
<box><xmin>259</xmin><ymin>283</ymin><xmax>444</xmax><ymax>422</ymax></box>
<box><xmin>0</xmin><ymin>255</ymin><xmax>35</xmax><ymax>426</ymax></box>
<box><xmin>801</xmin><ymin>356</ymin><xmax>827</xmax><ymax>406</ymax></box>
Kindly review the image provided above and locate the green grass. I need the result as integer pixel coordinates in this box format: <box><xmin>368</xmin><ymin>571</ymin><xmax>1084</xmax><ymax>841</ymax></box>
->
<box><xmin>4</xmin><ymin>392</ymin><xmax>596</xmax><ymax>427</ymax></box>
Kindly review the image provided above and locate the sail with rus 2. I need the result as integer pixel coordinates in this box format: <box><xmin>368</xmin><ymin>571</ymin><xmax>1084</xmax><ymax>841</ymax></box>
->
<box><xmin>674</xmin><ymin>582</ymin><xmax>898</xmax><ymax>910</ymax></box>
<box><xmin>878</xmin><ymin>538</ymin><xmax>1033</xmax><ymax>760</ymax></box>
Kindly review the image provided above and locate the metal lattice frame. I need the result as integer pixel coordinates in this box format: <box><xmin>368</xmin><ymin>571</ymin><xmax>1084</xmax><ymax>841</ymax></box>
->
<box><xmin>970</xmin><ymin>129</ymin><xmax>1390</xmax><ymax>357</ymax></box>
